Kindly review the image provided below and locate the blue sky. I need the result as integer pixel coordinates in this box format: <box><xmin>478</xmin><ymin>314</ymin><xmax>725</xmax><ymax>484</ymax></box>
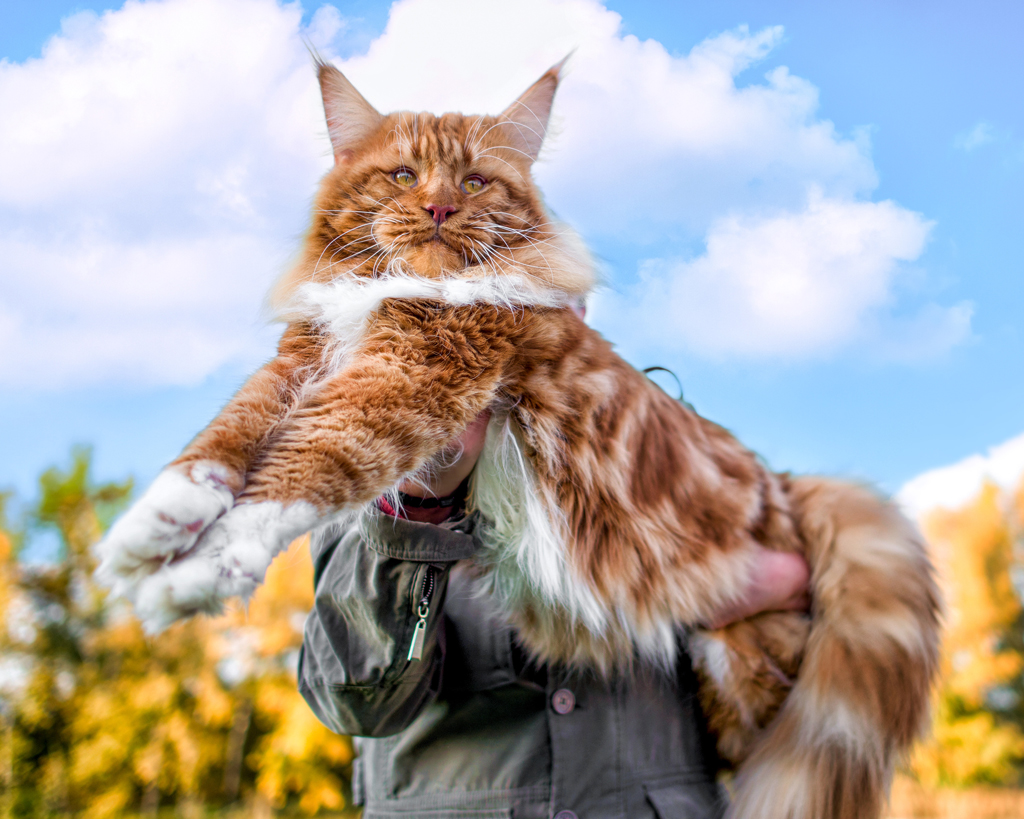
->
<box><xmin>1</xmin><ymin>0</ymin><xmax>1022</xmax><ymax>549</ymax></box>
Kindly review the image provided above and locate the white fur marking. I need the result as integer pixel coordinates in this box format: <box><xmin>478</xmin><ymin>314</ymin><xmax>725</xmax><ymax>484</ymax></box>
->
<box><xmin>471</xmin><ymin>412</ymin><xmax>608</xmax><ymax>634</ymax></box>
<box><xmin>691</xmin><ymin>632</ymin><xmax>733</xmax><ymax>689</ymax></box>
<box><xmin>94</xmin><ymin>463</ymin><xmax>234</xmax><ymax>596</ymax></box>
<box><xmin>293</xmin><ymin>271</ymin><xmax>576</xmax><ymax>373</ymax></box>
<box><xmin>728</xmin><ymin>759</ymin><xmax>812</xmax><ymax>819</ymax></box>
<box><xmin>131</xmin><ymin>500</ymin><xmax>325</xmax><ymax>634</ymax></box>
<box><xmin>793</xmin><ymin>688</ymin><xmax>880</xmax><ymax>755</ymax></box>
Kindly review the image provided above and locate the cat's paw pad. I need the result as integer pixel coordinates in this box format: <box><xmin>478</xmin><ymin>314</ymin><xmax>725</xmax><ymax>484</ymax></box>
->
<box><xmin>129</xmin><ymin>500</ymin><xmax>322</xmax><ymax>633</ymax></box>
<box><xmin>94</xmin><ymin>462</ymin><xmax>236</xmax><ymax>592</ymax></box>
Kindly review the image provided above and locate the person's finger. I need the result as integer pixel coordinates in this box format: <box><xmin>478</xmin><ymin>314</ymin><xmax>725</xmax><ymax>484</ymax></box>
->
<box><xmin>706</xmin><ymin>549</ymin><xmax>810</xmax><ymax>629</ymax></box>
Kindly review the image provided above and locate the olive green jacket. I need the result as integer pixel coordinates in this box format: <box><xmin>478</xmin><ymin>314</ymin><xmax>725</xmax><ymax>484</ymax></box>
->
<box><xmin>297</xmin><ymin>512</ymin><xmax>726</xmax><ymax>819</ymax></box>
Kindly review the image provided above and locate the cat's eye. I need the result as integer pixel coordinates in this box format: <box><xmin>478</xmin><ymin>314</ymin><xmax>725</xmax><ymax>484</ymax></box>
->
<box><xmin>391</xmin><ymin>168</ymin><xmax>418</xmax><ymax>187</ymax></box>
<box><xmin>462</xmin><ymin>175</ymin><xmax>487</xmax><ymax>194</ymax></box>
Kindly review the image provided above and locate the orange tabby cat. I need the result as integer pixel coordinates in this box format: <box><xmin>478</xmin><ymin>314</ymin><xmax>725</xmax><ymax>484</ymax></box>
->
<box><xmin>96</xmin><ymin>60</ymin><xmax>941</xmax><ymax>819</ymax></box>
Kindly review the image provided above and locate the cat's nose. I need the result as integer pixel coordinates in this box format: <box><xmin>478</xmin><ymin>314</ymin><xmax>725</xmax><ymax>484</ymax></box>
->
<box><xmin>425</xmin><ymin>204</ymin><xmax>457</xmax><ymax>225</ymax></box>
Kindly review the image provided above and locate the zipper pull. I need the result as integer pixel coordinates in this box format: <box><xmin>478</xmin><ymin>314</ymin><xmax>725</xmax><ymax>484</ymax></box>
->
<box><xmin>407</xmin><ymin>601</ymin><xmax>430</xmax><ymax>661</ymax></box>
<box><xmin>407</xmin><ymin>566</ymin><xmax>436</xmax><ymax>662</ymax></box>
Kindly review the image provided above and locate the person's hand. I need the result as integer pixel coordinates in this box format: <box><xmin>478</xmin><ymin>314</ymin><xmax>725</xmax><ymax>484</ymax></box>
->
<box><xmin>706</xmin><ymin>548</ymin><xmax>811</xmax><ymax>629</ymax></box>
<box><xmin>397</xmin><ymin>409</ymin><xmax>491</xmax><ymax>523</ymax></box>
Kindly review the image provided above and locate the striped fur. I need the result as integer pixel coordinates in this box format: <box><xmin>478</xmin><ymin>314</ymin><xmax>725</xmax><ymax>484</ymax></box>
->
<box><xmin>95</xmin><ymin>60</ymin><xmax>941</xmax><ymax>818</ymax></box>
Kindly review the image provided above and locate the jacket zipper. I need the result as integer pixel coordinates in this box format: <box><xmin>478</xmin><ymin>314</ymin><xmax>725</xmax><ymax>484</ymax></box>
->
<box><xmin>406</xmin><ymin>566</ymin><xmax>435</xmax><ymax>662</ymax></box>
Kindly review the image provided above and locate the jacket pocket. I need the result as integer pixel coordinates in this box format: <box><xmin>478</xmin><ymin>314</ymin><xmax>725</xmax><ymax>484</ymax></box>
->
<box><xmin>645</xmin><ymin>781</ymin><xmax>727</xmax><ymax>819</ymax></box>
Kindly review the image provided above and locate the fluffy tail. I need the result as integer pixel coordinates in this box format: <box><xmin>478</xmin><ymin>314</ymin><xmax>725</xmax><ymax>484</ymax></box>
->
<box><xmin>728</xmin><ymin>478</ymin><xmax>941</xmax><ymax>819</ymax></box>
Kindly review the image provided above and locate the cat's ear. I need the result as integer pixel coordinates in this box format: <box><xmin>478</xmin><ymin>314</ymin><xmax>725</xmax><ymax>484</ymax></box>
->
<box><xmin>498</xmin><ymin>55</ymin><xmax>570</xmax><ymax>162</ymax></box>
<box><xmin>317</xmin><ymin>61</ymin><xmax>383</xmax><ymax>163</ymax></box>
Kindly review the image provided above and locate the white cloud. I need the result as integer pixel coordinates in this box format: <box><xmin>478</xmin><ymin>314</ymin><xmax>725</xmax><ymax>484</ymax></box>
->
<box><xmin>339</xmin><ymin>0</ymin><xmax>961</xmax><ymax>359</ymax></box>
<box><xmin>339</xmin><ymin>1</ymin><xmax>877</xmax><ymax>235</ymax></box>
<box><xmin>589</xmin><ymin>191</ymin><xmax>966</xmax><ymax>358</ymax></box>
<box><xmin>897</xmin><ymin>432</ymin><xmax>1024</xmax><ymax>522</ymax></box>
<box><xmin>954</xmin><ymin>121</ymin><xmax>996</xmax><ymax>152</ymax></box>
<box><xmin>864</xmin><ymin>300</ymin><xmax>975</xmax><ymax>363</ymax></box>
<box><xmin>0</xmin><ymin>232</ymin><xmax>281</xmax><ymax>387</ymax></box>
<box><xmin>0</xmin><ymin>0</ymin><xmax>338</xmax><ymax>389</ymax></box>
<box><xmin>0</xmin><ymin>0</ymin><xmax>965</xmax><ymax>390</ymax></box>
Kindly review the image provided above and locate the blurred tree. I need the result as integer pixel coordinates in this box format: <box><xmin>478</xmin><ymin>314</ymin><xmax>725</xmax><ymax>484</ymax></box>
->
<box><xmin>912</xmin><ymin>480</ymin><xmax>1024</xmax><ymax>786</ymax></box>
<box><xmin>0</xmin><ymin>450</ymin><xmax>353</xmax><ymax>817</ymax></box>
<box><xmin>0</xmin><ymin>448</ymin><xmax>133</xmax><ymax>816</ymax></box>
<box><xmin>231</xmin><ymin>537</ymin><xmax>354</xmax><ymax>816</ymax></box>
<box><xmin>1</xmin><ymin>492</ymin><xmax>26</xmax><ymax>818</ymax></box>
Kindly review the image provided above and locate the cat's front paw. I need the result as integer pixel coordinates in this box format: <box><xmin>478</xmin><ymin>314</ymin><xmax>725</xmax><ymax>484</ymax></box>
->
<box><xmin>129</xmin><ymin>499</ymin><xmax>323</xmax><ymax>633</ymax></box>
<box><xmin>94</xmin><ymin>462</ymin><xmax>236</xmax><ymax>595</ymax></box>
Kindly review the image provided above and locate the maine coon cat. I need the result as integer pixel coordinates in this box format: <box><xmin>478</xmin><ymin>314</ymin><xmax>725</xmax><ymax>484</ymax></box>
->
<box><xmin>96</xmin><ymin>59</ymin><xmax>941</xmax><ymax>819</ymax></box>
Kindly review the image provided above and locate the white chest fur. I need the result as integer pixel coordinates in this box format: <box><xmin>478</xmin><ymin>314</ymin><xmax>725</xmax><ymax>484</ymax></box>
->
<box><xmin>292</xmin><ymin>271</ymin><xmax>577</xmax><ymax>373</ymax></box>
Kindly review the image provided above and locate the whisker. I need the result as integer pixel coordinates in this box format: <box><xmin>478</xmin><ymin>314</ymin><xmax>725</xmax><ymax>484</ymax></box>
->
<box><xmin>464</xmin><ymin>115</ymin><xmax>487</xmax><ymax>151</ymax></box>
<box><xmin>313</xmin><ymin>227</ymin><xmax>375</xmax><ymax>277</ymax></box>
<box><xmin>473</xmin><ymin>112</ymin><xmax>542</xmax><ymax>147</ymax></box>
<box><xmin>477</xmin><ymin>144</ymin><xmax>538</xmax><ymax>165</ymax></box>
<box><xmin>466</xmin><ymin>150</ymin><xmax>526</xmax><ymax>183</ymax></box>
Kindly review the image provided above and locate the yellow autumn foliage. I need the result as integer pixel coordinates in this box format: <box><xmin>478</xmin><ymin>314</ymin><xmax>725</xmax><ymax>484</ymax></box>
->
<box><xmin>225</xmin><ymin>535</ymin><xmax>355</xmax><ymax>813</ymax></box>
<box><xmin>911</xmin><ymin>481</ymin><xmax>1024</xmax><ymax>786</ymax></box>
<box><xmin>0</xmin><ymin>450</ymin><xmax>354</xmax><ymax>817</ymax></box>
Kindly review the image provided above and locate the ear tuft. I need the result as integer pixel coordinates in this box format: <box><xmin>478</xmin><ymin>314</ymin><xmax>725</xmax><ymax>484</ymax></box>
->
<box><xmin>498</xmin><ymin>55</ymin><xmax>571</xmax><ymax>162</ymax></box>
<box><xmin>316</xmin><ymin>60</ymin><xmax>383</xmax><ymax>162</ymax></box>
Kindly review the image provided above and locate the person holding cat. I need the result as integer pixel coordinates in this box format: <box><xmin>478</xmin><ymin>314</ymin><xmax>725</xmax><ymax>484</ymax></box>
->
<box><xmin>297</xmin><ymin>407</ymin><xmax>811</xmax><ymax>819</ymax></box>
<box><xmin>97</xmin><ymin>57</ymin><xmax>937</xmax><ymax>819</ymax></box>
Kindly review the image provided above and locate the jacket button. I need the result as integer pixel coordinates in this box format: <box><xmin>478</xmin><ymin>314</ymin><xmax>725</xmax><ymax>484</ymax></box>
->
<box><xmin>551</xmin><ymin>688</ymin><xmax>576</xmax><ymax>715</ymax></box>
<box><xmin>554</xmin><ymin>812</ymin><xmax>578</xmax><ymax>819</ymax></box>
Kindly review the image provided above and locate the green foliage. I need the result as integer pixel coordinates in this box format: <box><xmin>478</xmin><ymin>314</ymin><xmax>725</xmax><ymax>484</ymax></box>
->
<box><xmin>31</xmin><ymin>446</ymin><xmax>132</xmax><ymax>557</ymax></box>
<box><xmin>0</xmin><ymin>450</ymin><xmax>353</xmax><ymax>817</ymax></box>
<box><xmin>0</xmin><ymin>491</ymin><xmax>24</xmax><ymax>559</ymax></box>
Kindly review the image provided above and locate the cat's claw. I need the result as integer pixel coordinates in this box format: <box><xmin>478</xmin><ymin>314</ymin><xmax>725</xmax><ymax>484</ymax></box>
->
<box><xmin>94</xmin><ymin>462</ymin><xmax>236</xmax><ymax>595</ymax></box>
<box><xmin>128</xmin><ymin>499</ymin><xmax>324</xmax><ymax>633</ymax></box>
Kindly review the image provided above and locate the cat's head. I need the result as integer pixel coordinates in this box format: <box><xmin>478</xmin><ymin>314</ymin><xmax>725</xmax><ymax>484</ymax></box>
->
<box><xmin>274</xmin><ymin>59</ymin><xmax>594</xmax><ymax>309</ymax></box>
